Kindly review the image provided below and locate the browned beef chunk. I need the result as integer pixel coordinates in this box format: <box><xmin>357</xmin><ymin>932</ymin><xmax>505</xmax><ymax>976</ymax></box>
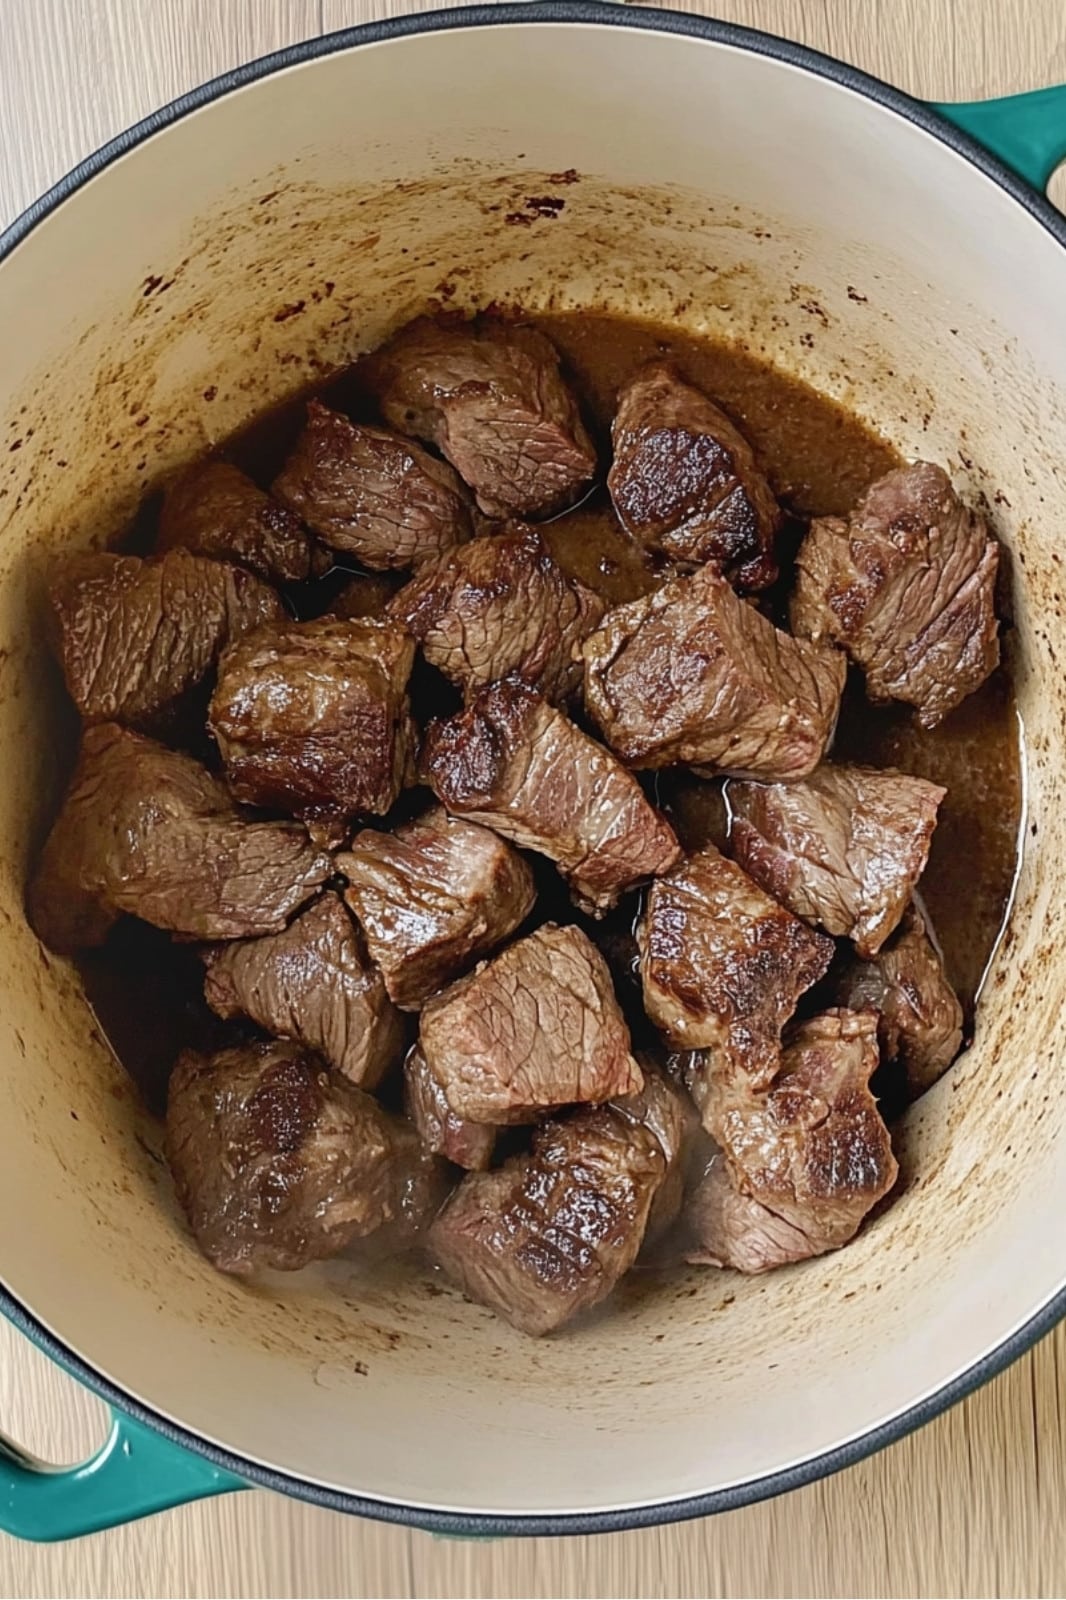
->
<box><xmin>612</xmin><ymin>1065</ymin><xmax>693</xmax><ymax>1241</ymax></box>
<box><xmin>157</xmin><ymin>460</ymin><xmax>319</xmax><ymax>583</ymax></box>
<box><xmin>429</xmin><ymin>1099</ymin><xmax>665</xmax><ymax>1334</ymax></box>
<box><xmin>687</xmin><ymin>1009</ymin><xmax>897</xmax><ymax>1272</ymax></box>
<box><xmin>166</xmin><ymin>1039</ymin><xmax>440</xmax><ymax>1275</ymax></box>
<box><xmin>202</xmin><ymin>893</ymin><xmax>405</xmax><ymax>1088</ymax></box>
<box><xmin>368</xmin><ymin>318</ymin><xmax>597</xmax><ymax>519</ymax></box>
<box><xmin>337</xmin><ymin>806</ymin><xmax>535</xmax><ymax>1010</ymax></box>
<box><xmin>48</xmin><ymin>548</ymin><xmax>284</xmax><ymax>729</ymax></box>
<box><xmin>272</xmin><ymin>400</ymin><xmax>472</xmax><ymax>571</ymax></box>
<box><xmin>608</xmin><ymin>363</ymin><xmax>781</xmax><ymax>587</ymax></box>
<box><xmin>790</xmin><ymin>461</ymin><xmax>1000</xmax><ymax>728</ymax></box>
<box><xmin>729</xmin><ymin>763</ymin><xmax>945</xmax><ymax>957</ymax></box>
<box><xmin>404</xmin><ymin>1044</ymin><xmax>497</xmax><ymax>1171</ymax></box>
<box><xmin>209</xmin><ymin>617</ymin><xmax>415</xmax><ymax>824</ymax></box>
<box><xmin>328</xmin><ymin>571</ymin><xmax>404</xmax><ymax>621</ymax></box>
<box><xmin>387</xmin><ymin>524</ymin><xmax>605</xmax><ymax>701</ymax></box>
<box><xmin>639</xmin><ymin>845</ymin><xmax>834</xmax><ymax>1104</ymax></box>
<box><xmin>580</xmin><ymin>564</ymin><xmax>845</xmax><ymax>779</ymax></box>
<box><xmin>834</xmin><ymin>903</ymin><xmax>963</xmax><ymax>1096</ymax></box>
<box><xmin>28</xmin><ymin>724</ymin><xmax>331</xmax><ymax>951</ymax></box>
<box><xmin>419</xmin><ymin>922</ymin><xmax>642</xmax><ymax>1124</ymax></box>
<box><xmin>421</xmin><ymin>679</ymin><xmax>680</xmax><ymax>915</ymax></box>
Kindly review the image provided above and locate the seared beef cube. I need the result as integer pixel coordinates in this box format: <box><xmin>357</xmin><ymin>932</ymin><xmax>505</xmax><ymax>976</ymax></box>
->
<box><xmin>580</xmin><ymin>564</ymin><xmax>845</xmax><ymax>779</ymax></box>
<box><xmin>272</xmin><ymin>400</ymin><xmax>471</xmax><ymax>571</ymax></box>
<box><xmin>790</xmin><ymin>461</ymin><xmax>1000</xmax><ymax>728</ymax></box>
<box><xmin>368</xmin><ymin>318</ymin><xmax>596</xmax><ymax>519</ymax></box>
<box><xmin>612</xmin><ymin>1065</ymin><xmax>694</xmax><ymax>1241</ymax></box>
<box><xmin>639</xmin><ymin>845</ymin><xmax>833</xmax><ymax>1101</ymax></box>
<box><xmin>48</xmin><ymin>548</ymin><xmax>284</xmax><ymax>729</ymax></box>
<box><xmin>687</xmin><ymin>1009</ymin><xmax>897</xmax><ymax>1272</ymax></box>
<box><xmin>166</xmin><ymin>1039</ymin><xmax>438</xmax><ymax>1275</ymax></box>
<box><xmin>387</xmin><ymin>524</ymin><xmax>605</xmax><ymax>701</ymax></box>
<box><xmin>429</xmin><ymin>1100</ymin><xmax>665</xmax><ymax>1334</ymax></box>
<box><xmin>202</xmin><ymin>893</ymin><xmax>404</xmax><ymax>1088</ymax></box>
<box><xmin>28</xmin><ymin>724</ymin><xmax>331</xmax><ymax>951</ymax></box>
<box><xmin>421</xmin><ymin>679</ymin><xmax>680</xmax><ymax>915</ymax></box>
<box><xmin>419</xmin><ymin>922</ymin><xmax>642</xmax><ymax>1124</ymax></box>
<box><xmin>209</xmin><ymin>617</ymin><xmax>415</xmax><ymax>823</ymax></box>
<box><xmin>729</xmin><ymin>763</ymin><xmax>945</xmax><ymax>957</ymax></box>
<box><xmin>834</xmin><ymin>903</ymin><xmax>963</xmax><ymax>1096</ymax></box>
<box><xmin>608</xmin><ymin>363</ymin><xmax>780</xmax><ymax>587</ymax></box>
<box><xmin>158</xmin><ymin>460</ymin><xmax>319</xmax><ymax>583</ymax></box>
<box><xmin>328</xmin><ymin>571</ymin><xmax>403</xmax><ymax>621</ymax></box>
<box><xmin>404</xmin><ymin>1044</ymin><xmax>497</xmax><ymax>1171</ymax></box>
<box><xmin>337</xmin><ymin>806</ymin><xmax>535</xmax><ymax>1009</ymax></box>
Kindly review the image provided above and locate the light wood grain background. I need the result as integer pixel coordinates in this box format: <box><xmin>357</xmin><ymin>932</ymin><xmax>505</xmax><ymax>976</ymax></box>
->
<box><xmin>1</xmin><ymin>2</ymin><xmax>1065</xmax><ymax>1595</ymax></box>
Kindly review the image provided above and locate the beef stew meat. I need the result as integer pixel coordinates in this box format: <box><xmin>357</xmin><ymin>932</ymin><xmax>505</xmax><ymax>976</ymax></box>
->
<box><xmin>387</xmin><ymin>523</ymin><xmax>605</xmax><ymax>702</ymax></box>
<box><xmin>404</xmin><ymin>1044</ymin><xmax>498</xmax><ymax>1171</ymax></box>
<box><xmin>834</xmin><ymin>902</ymin><xmax>964</xmax><ymax>1097</ymax></box>
<box><xmin>48</xmin><ymin>548</ymin><xmax>284</xmax><ymax>730</ymax></box>
<box><xmin>157</xmin><ymin>459</ymin><xmax>320</xmax><ymax>584</ymax></box>
<box><xmin>580</xmin><ymin>564</ymin><xmax>845</xmax><ymax>780</ymax></box>
<box><xmin>30</xmin><ymin>307</ymin><xmax>1021</xmax><ymax>1336</ymax></box>
<box><xmin>209</xmin><ymin>616</ymin><xmax>415</xmax><ymax>824</ymax></box>
<box><xmin>272</xmin><ymin>399</ymin><xmax>472</xmax><ymax>571</ymax></box>
<box><xmin>421</xmin><ymin>678</ymin><xmax>680</xmax><ymax>916</ymax></box>
<box><xmin>608</xmin><ymin>362</ymin><xmax>781</xmax><ymax>588</ymax></box>
<box><xmin>639</xmin><ymin>844</ymin><xmax>834</xmax><ymax>1105</ymax></box>
<box><xmin>687</xmin><ymin>1009</ymin><xmax>898</xmax><ymax>1273</ymax></box>
<box><xmin>790</xmin><ymin>461</ymin><xmax>1000</xmax><ymax>728</ymax></box>
<box><xmin>729</xmin><ymin>763</ymin><xmax>945</xmax><ymax>958</ymax></box>
<box><xmin>166</xmin><ymin>1039</ymin><xmax>440</xmax><ymax>1275</ymax></box>
<box><xmin>430</xmin><ymin>1099</ymin><xmax>667</xmax><ymax>1335</ymax></box>
<box><xmin>368</xmin><ymin>318</ymin><xmax>597</xmax><ymax>519</ymax></box>
<box><xmin>28</xmin><ymin>724</ymin><xmax>331</xmax><ymax>952</ymax></box>
<box><xmin>418</xmin><ymin>923</ymin><xmax>642</xmax><ymax>1125</ymax></box>
<box><xmin>337</xmin><ymin>806</ymin><xmax>536</xmax><ymax>1010</ymax></box>
<box><xmin>202</xmin><ymin>893</ymin><xmax>405</xmax><ymax>1089</ymax></box>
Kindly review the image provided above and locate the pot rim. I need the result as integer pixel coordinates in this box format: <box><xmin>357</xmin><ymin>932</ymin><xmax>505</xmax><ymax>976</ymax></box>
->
<box><xmin>1</xmin><ymin>0</ymin><xmax>1063</xmax><ymax>1537</ymax></box>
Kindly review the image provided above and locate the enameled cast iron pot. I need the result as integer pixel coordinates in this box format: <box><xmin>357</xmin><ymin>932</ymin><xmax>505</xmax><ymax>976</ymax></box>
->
<box><xmin>2</xmin><ymin>2</ymin><xmax>1066</xmax><ymax>1543</ymax></box>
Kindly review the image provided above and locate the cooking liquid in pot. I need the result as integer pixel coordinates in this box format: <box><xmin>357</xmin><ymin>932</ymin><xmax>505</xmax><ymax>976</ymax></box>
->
<box><xmin>78</xmin><ymin>311</ymin><xmax>1023</xmax><ymax>1139</ymax></box>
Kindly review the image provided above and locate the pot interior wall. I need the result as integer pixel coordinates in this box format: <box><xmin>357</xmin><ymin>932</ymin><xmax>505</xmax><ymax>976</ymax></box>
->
<box><xmin>0</xmin><ymin>21</ymin><xmax>1063</xmax><ymax>1516</ymax></box>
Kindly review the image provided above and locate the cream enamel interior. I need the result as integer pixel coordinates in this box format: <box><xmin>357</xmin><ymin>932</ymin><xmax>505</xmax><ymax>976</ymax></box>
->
<box><xmin>0</xmin><ymin>20</ymin><xmax>1063</xmax><ymax>1519</ymax></box>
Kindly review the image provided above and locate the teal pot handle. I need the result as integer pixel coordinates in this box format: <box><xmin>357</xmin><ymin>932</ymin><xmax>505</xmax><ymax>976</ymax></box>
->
<box><xmin>936</xmin><ymin>83</ymin><xmax>1066</xmax><ymax>191</ymax></box>
<box><xmin>0</xmin><ymin>1407</ymin><xmax>244</xmax><ymax>1543</ymax></box>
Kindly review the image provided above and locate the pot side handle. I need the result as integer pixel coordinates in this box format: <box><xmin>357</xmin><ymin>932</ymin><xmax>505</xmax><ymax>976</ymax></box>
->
<box><xmin>0</xmin><ymin>1409</ymin><xmax>244</xmax><ymax>1542</ymax></box>
<box><xmin>935</xmin><ymin>83</ymin><xmax>1066</xmax><ymax>192</ymax></box>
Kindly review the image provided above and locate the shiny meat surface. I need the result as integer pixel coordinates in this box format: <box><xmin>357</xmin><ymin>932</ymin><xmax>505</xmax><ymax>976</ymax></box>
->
<box><xmin>209</xmin><ymin>616</ymin><xmax>415</xmax><ymax>823</ymax></box>
<box><xmin>337</xmin><ymin>805</ymin><xmax>536</xmax><ymax>1009</ymax></box>
<box><xmin>834</xmin><ymin>902</ymin><xmax>963</xmax><ymax>1096</ymax></box>
<box><xmin>166</xmin><ymin>1039</ymin><xmax>440</xmax><ymax>1275</ymax></box>
<box><xmin>272</xmin><ymin>399</ymin><xmax>472</xmax><ymax>570</ymax></box>
<box><xmin>28</xmin><ymin>724</ymin><xmax>331</xmax><ymax>951</ymax></box>
<box><xmin>639</xmin><ymin>844</ymin><xmax>834</xmax><ymax>1099</ymax></box>
<box><xmin>608</xmin><ymin>362</ymin><xmax>781</xmax><ymax>587</ymax></box>
<box><xmin>202</xmin><ymin>893</ymin><xmax>405</xmax><ymax>1089</ymax></box>
<box><xmin>368</xmin><ymin>318</ymin><xmax>597</xmax><ymax>519</ymax></box>
<box><xmin>404</xmin><ymin>1044</ymin><xmax>497</xmax><ymax>1171</ymax></box>
<box><xmin>729</xmin><ymin>763</ymin><xmax>945</xmax><ymax>957</ymax></box>
<box><xmin>429</xmin><ymin>1100</ymin><xmax>666</xmax><ymax>1334</ymax></box>
<box><xmin>612</xmin><ymin>1065</ymin><xmax>694</xmax><ymax>1241</ymax></box>
<box><xmin>790</xmin><ymin>461</ymin><xmax>1000</xmax><ymax>728</ymax></box>
<box><xmin>687</xmin><ymin>1009</ymin><xmax>897</xmax><ymax>1272</ymax></box>
<box><xmin>418</xmin><ymin>922</ymin><xmax>642</xmax><ymax>1124</ymax></box>
<box><xmin>387</xmin><ymin>523</ymin><xmax>605</xmax><ymax>701</ymax></box>
<box><xmin>157</xmin><ymin>459</ymin><xmax>319</xmax><ymax>583</ymax></box>
<box><xmin>48</xmin><ymin>548</ymin><xmax>284</xmax><ymax>730</ymax></box>
<box><xmin>421</xmin><ymin>678</ymin><xmax>680</xmax><ymax>915</ymax></box>
<box><xmin>580</xmin><ymin>564</ymin><xmax>845</xmax><ymax>779</ymax></box>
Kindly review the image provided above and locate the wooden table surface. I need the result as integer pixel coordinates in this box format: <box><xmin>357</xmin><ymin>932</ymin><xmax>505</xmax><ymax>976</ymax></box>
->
<box><xmin>2</xmin><ymin>2</ymin><xmax>1065</xmax><ymax>1595</ymax></box>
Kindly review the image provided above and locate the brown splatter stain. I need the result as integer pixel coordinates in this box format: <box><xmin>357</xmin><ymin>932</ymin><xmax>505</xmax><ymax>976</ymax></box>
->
<box><xmin>273</xmin><ymin>301</ymin><xmax>306</xmax><ymax>323</ymax></box>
